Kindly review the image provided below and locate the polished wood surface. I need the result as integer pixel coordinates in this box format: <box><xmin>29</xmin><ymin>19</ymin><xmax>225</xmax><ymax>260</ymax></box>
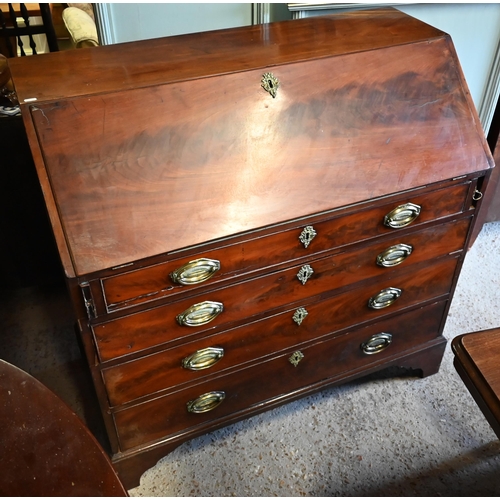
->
<box><xmin>8</xmin><ymin>9</ymin><xmax>493</xmax><ymax>489</ymax></box>
<box><xmin>26</xmin><ymin>35</ymin><xmax>491</xmax><ymax>277</ymax></box>
<box><xmin>97</xmin><ymin>180</ymin><xmax>471</xmax><ymax>315</ymax></box>
<box><xmin>9</xmin><ymin>10</ymin><xmax>492</xmax><ymax>278</ymax></box>
<box><xmin>9</xmin><ymin>9</ymin><xmax>444</xmax><ymax>103</ymax></box>
<box><xmin>113</xmin><ymin>303</ymin><xmax>446</xmax><ymax>452</ymax></box>
<box><xmin>452</xmin><ymin>329</ymin><xmax>500</xmax><ymax>439</ymax></box>
<box><xmin>0</xmin><ymin>359</ymin><xmax>127</xmax><ymax>496</ymax></box>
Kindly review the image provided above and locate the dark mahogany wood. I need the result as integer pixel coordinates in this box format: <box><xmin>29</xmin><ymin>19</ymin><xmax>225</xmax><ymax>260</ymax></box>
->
<box><xmin>113</xmin><ymin>302</ymin><xmax>447</xmax><ymax>452</ymax></box>
<box><xmin>6</xmin><ymin>8</ymin><xmax>494</xmax><ymax>491</ymax></box>
<box><xmin>93</xmin><ymin>255</ymin><xmax>459</xmax><ymax>364</ymax></box>
<box><xmin>8</xmin><ymin>9</ymin><xmax>447</xmax><ymax>102</ymax></box>
<box><xmin>26</xmin><ymin>37</ymin><xmax>491</xmax><ymax>277</ymax></box>
<box><xmin>452</xmin><ymin>329</ymin><xmax>500</xmax><ymax>439</ymax></box>
<box><xmin>0</xmin><ymin>359</ymin><xmax>127</xmax><ymax>496</ymax></box>
<box><xmin>8</xmin><ymin>10</ymin><xmax>491</xmax><ymax>278</ymax></box>
<box><xmin>99</xmin><ymin>182</ymin><xmax>471</xmax><ymax>314</ymax></box>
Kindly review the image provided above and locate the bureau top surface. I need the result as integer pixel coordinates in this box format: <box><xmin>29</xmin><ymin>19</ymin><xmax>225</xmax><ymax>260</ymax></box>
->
<box><xmin>11</xmin><ymin>9</ymin><xmax>493</xmax><ymax>278</ymax></box>
<box><xmin>10</xmin><ymin>8</ymin><xmax>444</xmax><ymax>103</ymax></box>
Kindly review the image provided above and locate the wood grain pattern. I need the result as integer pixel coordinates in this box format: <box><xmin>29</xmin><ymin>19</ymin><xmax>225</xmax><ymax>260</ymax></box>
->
<box><xmin>29</xmin><ymin>38</ymin><xmax>491</xmax><ymax>276</ymax></box>
<box><xmin>113</xmin><ymin>302</ymin><xmax>446</xmax><ymax>451</ymax></box>
<box><xmin>8</xmin><ymin>9</ymin><xmax>445</xmax><ymax>104</ymax></box>
<box><xmin>98</xmin><ymin>182</ymin><xmax>471</xmax><ymax>314</ymax></box>
<box><xmin>8</xmin><ymin>9</ymin><xmax>493</xmax><ymax>489</ymax></box>
<box><xmin>93</xmin><ymin>255</ymin><xmax>459</xmax><ymax>364</ymax></box>
<box><xmin>0</xmin><ymin>360</ymin><xmax>127</xmax><ymax>496</ymax></box>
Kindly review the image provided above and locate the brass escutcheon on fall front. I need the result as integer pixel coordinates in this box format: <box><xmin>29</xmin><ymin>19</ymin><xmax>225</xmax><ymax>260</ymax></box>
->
<box><xmin>261</xmin><ymin>72</ymin><xmax>280</xmax><ymax>98</ymax></box>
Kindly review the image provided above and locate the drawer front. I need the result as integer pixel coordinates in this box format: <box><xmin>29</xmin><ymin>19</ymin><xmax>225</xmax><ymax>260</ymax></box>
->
<box><xmin>102</xmin><ymin>255</ymin><xmax>458</xmax><ymax>405</ymax></box>
<box><xmin>93</xmin><ymin>221</ymin><xmax>464</xmax><ymax>363</ymax></box>
<box><xmin>113</xmin><ymin>301</ymin><xmax>446</xmax><ymax>451</ymax></box>
<box><xmin>99</xmin><ymin>182</ymin><xmax>470</xmax><ymax>313</ymax></box>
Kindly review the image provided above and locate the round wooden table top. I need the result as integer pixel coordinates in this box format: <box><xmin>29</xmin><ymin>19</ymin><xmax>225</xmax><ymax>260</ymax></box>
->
<box><xmin>0</xmin><ymin>359</ymin><xmax>127</xmax><ymax>496</ymax></box>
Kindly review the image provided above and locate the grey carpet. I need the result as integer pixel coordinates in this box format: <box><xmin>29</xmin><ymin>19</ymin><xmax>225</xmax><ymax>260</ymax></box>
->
<box><xmin>1</xmin><ymin>222</ymin><xmax>500</xmax><ymax>496</ymax></box>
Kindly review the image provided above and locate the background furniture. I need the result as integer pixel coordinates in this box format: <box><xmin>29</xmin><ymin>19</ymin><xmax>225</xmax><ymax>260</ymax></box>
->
<box><xmin>452</xmin><ymin>329</ymin><xmax>500</xmax><ymax>440</ymax></box>
<box><xmin>0</xmin><ymin>359</ymin><xmax>127</xmax><ymax>496</ymax></box>
<box><xmin>7</xmin><ymin>8</ymin><xmax>493</xmax><ymax>488</ymax></box>
<box><xmin>0</xmin><ymin>3</ymin><xmax>58</xmax><ymax>57</ymax></box>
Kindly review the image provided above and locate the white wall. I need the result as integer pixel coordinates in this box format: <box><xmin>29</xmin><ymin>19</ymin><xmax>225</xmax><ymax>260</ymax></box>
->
<box><xmin>103</xmin><ymin>3</ymin><xmax>253</xmax><ymax>43</ymax></box>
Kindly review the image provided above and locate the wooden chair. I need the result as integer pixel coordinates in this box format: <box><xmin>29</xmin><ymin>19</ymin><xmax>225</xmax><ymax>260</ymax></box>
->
<box><xmin>0</xmin><ymin>3</ymin><xmax>58</xmax><ymax>57</ymax></box>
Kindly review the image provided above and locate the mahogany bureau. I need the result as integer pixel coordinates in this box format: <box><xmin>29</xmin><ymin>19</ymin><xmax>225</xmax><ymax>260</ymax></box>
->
<box><xmin>8</xmin><ymin>8</ymin><xmax>494</xmax><ymax>489</ymax></box>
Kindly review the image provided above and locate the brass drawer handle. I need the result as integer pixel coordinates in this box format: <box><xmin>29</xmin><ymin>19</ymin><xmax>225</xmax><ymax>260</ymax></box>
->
<box><xmin>384</xmin><ymin>202</ymin><xmax>421</xmax><ymax>229</ymax></box>
<box><xmin>187</xmin><ymin>391</ymin><xmax>226</xmax><ymax>414</ymax></box>
<box><xmin>368</xmin><ymin>287</ymin><xmax>402</xmax><ymax>309</ymax></box>
<box><xmin>376</xmin><ymin>243</ymin><xmax>413</xmax><ymax>267</ymax></box>
<box><xmin>170</xmin><ymin>258</ymin><xmax>221</xmax><ymax>285</ymax></box>
<box><xmin>176</xmin><ymin>301</ymin><xmax>224</xmax><ymax>327</ymax></box>
<box><xmin>182</xmin><ymin>347</ymin><xmax>224</xmax><ymax>371</ymax></box>
<box><xmin>299</xmin><ymin>226</ymin><xmax>317</xmax><ymax>248</ymax></box>
<box><xmin>361</xmin><ymin>332</ymin><xmax>393</xmax><ymax>355</ymax></box>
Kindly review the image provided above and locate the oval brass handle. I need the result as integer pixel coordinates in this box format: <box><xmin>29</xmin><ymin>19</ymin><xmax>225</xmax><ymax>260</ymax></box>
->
<box><xmin>187</xmin><ymin>391</ymin><xmax>226</xmax><ymax>414</ymax></box>
<box><xmin>368</xmin><ymin>287</ymin><xmax>402</xmax><ymax>310</ymax></box>
<box><xmin>376</xmin><ymin>243</ymin><xmax>413</xmax><ymax>268</ymax></box>
<box><xmin>361</xmin><ymin>332</ymin><xmax>393</xmax><ymax>355</ymax></box>
<box><xmin>170</xmin><ymin>258</ymin><xmax>221</xmax><ymax>285</ymax></box>
<box><xmin>383</xmin><ymin>203</ymin><xmax>421</xmax><ymax>229</ymax></box>
<box><xmin>176</xmin><ymin>301</ymin><xmax>224</xmax><ymax>327</ymax></box>
<box><xmin>182</xmin><ymin>347</ymin><xmax>224</xmax><ymax>371</ymax></box>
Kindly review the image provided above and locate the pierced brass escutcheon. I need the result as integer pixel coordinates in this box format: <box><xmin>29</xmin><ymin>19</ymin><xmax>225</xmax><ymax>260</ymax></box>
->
<box><xmin>361</xmin><ymin>332</ymin><xmax>393</xmax><ymax>355</ymax></box>
<box><xmin>376</xmin><ymin>243</ymin><xmax>413</xmax><ymax>268</ymax></box>
<box><xmin>384</xmin><ymin>203</ymin><xmax>421</xmax><ymax>229</ymax></box>
<box><xmin>368</xmin><ymin>287</ymin><xmax>402</xmax><ymax>310</ymax></box>
<box><xmin>182</xmin><ymin>347</ymin><xmax>224</xmax><ymax>371</ymax></box>
<box><xmin>299</xmin><ymin>226</ymin><xmax>317</xmax><ymax>249</ymax></box>
<box><xmin>187</xmin><ymin>391</ymin><xmax>226</xmax><ymax>414</ymax></box>
<box><xmin>176</xmin><ymin>301</ymin><xmax>224</xmax><ymax>327</ymax></box>
<box><xmin>297</xmin><ymin>264</ymin><xmax>314</xmax><ymax>285</ymax></box>
<box><xmin>261</xmin><ymin>72</ymin><xmax>280</xmax><ymax>98</ymax></box>
<box><xmin>170</xmin><ymin>258</ymin><xmax>221</xmax><ymax>285</ymax></box>
<box><xmin>292</xmin><ymin>307</ymin><xmax>308</xmax><ymax>326</ymax></box>
<box><xmin>289</xmin><ymin>351</ymin><xmax>304</xmax><ymax>367</ymax></box>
